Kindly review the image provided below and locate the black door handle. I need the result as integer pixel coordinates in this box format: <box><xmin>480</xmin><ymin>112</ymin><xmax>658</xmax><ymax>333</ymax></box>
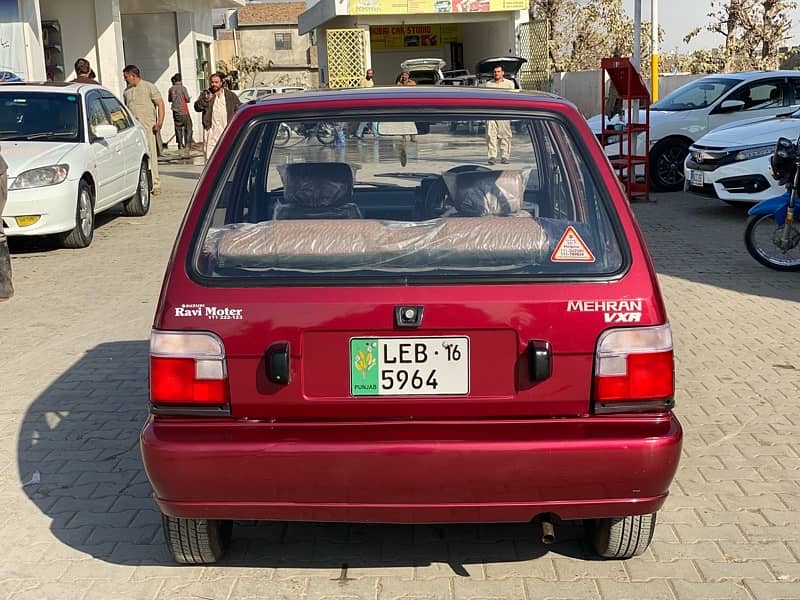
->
<box><xmin>528</xmin><ymin>340</ymin><xmax>552</xmax><ymax>382</ymax></box>
<box><xmin>266</xmin><ymin>342</ymin><xmax>290</xmax><ymax>384</ymax></box>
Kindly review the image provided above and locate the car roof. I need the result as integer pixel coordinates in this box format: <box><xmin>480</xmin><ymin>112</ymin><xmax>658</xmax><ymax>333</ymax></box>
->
<box><xmin>0</xmin><ymin>81</ymin><xmax>107</xmax><ymax>94</ymax></box>
<box><xmin>245</xmin><ymin>85</ymin><xmax>560</xmax><ymax>110</ymax></box>
<box><xmin>702</xmin><ymin>70</ymin><xmax>800</xmax><ymax>81</ymax></box>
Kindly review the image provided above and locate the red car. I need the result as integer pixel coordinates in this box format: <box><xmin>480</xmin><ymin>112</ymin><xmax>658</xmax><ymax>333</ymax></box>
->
<box><xmin>141</xmin><ymin>87</ymin><xmax>682</xmax><ymax>564</ymax></box>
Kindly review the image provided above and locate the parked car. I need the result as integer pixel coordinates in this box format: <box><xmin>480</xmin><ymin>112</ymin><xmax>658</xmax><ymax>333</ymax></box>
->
<box><xmin>586</xmin><ymin>70</ymin><xmax>800</xmax><ymax>191</ymax></box>
<box><xmin>400</xmin><ymin>58</ymin><xmax>446</xmax><ymax>85</ymax></box>
<box><xmin>142</xmin><ymin>86</ymin><xmax>682</xmax><ymax>565</ymax></box>
<box><xmin>475</xmin><ymin>56</ymin><xmax>528</xmax><ymax>89</ymax></box>
<box><xmin>0</xmin><ymin>82</ymin><xmax>151</xmax><ymax>248</ymax></box>
<box><xmin>0</xmin><ymin>71</ymin><xmax>23</xmax><ymax>83</ymax></box>
<box><xmin>237</xmin><ymin>86</ymin><xmax>305</xmax><ymax>102</ymax></box>
<box><xmin>684</xmin><ymin>110</ymin><xmax>800</xmax><ymax>204</ymax></box>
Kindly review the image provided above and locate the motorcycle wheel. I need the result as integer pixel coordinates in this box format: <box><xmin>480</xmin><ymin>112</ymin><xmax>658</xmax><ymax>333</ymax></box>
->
<box><xmin>274</xmin><ymin>123</ymin><xmax>291</xmax><ymax>147</ymax></box>
<box><xmin>316</xmin><ymin>122</ymin><xmax>336</xmax><ymax>145</ymax></box>
<box><xmin>744</xmin><ymin>214</ymin><xmax>800</xmax><ymax>271</ymax></box>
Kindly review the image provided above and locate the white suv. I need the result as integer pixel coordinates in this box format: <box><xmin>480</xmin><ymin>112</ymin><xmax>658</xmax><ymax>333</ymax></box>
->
<box><xmin>586</xmin><ymin>71</ymin><xmax>800</xmax><ymax>191</ymax></box>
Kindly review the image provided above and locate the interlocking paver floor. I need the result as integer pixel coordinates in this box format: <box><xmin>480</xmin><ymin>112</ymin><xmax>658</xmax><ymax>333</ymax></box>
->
<box><xmin>2</xmin><ymin>157</ymin><xmax>799</xmax><ymax>599</ymax></box>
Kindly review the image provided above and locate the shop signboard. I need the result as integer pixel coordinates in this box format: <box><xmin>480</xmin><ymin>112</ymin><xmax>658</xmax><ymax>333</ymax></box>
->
<box><xmin>351</xmin><ymin>0</ymin><xmax>525</xmax><ymax>14</ymax></box>
<box><xmin>370</xmin><ymin>24</ymin><xmax>461</xmax><ymax>49</ymax></box>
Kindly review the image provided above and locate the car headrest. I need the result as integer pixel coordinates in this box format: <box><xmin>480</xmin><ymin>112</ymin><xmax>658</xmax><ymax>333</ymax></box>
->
<box><xmin>442</xmin><ymin>168</ymin><xmax>532</xmax><ymax>216</ymax></box>
<box><xmin>277</xmin><ymin>162</ymin><xmax>354</xmax><ymax>207</ymax></box>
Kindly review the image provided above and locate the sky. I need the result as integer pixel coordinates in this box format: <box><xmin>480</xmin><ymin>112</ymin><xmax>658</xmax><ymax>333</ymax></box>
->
<box><xmin>622</xmin><ymin>0</ymin><xmax>800</xmax><ymax>53</ymax></box>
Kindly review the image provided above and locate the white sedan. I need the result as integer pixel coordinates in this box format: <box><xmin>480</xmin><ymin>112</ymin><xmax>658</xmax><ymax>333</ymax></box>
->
<box><xmin>586</xmin><ymin>71</ymin><xmax>800</xmax><ymax>191</ymax></box>
<box><xmin>685</xmin><ymin>111</ymin><xmax>800</xmax><ymax>204</ymax></box>
<box><xmin>1</xmin><ymin>82</ymin><xmax>151</xmax><ymax>248</ymax></box>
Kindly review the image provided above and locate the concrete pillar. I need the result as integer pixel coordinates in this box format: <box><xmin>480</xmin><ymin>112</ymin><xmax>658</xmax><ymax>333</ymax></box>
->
<box><xmin>94</xmin><ymin>0</ymin><xmax>125</xmax><ymax>97</ymax></box>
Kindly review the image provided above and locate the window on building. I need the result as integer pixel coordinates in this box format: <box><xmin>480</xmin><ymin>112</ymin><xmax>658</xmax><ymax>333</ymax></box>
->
<box><xmin>275</xmin><ymin>33</ymin><xmax>292</xmax><ymax>50</ymax></box>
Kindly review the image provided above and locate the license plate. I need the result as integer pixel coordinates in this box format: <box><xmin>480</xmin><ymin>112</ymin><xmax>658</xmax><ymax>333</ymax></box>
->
<box><xmin>350</xmin><ymin>337</ymin><xmax>469</xmax><ymax>396</ymax></box>
<box><xmin>690</xmin><ymin>170</ymin><xmax>704</xmax><ymax>187</ymax></box>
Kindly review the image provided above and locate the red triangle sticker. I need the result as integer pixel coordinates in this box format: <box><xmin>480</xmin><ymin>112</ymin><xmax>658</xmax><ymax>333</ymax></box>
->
<box><xmin>550</xmin><ymin>226</ymin><xmax>595</xmax><ymax>263</ymax></box>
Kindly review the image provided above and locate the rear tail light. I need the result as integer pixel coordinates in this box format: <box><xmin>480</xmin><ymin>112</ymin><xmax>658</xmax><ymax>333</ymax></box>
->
<box><xmin>593</xmin><ymin>324</ymin><xmax>674</xmax><ymax>414</ymax></box>
<box><xmin>149</xmin><ymin>330</ymin><xmax>230</xmax><ymax>415</ymax></box>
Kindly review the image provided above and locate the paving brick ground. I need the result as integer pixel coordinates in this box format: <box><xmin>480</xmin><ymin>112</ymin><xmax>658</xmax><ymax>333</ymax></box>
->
<box><xmin>2</xmin><ymin>158</ymin><xmax>800</xmax><ymax>599</ymax></box>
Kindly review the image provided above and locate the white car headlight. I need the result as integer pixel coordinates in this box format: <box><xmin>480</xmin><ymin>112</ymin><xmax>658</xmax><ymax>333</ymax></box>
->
<box><xmin>733</xmin><ymin>145</ymin><xmax>775</xmax><ymax>162</ymax></box>
<box><xmin>10</xmin><ymin>164</ymin><xmax>70</xmax><ymax>190</ymax></box>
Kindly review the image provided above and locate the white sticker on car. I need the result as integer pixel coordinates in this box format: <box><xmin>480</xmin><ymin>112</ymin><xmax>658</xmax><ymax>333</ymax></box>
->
<box><xmin>567</xmin><ymin>300</ymin><xmax>643</xmax><ymax>323</ymax></box>
<box><xmin>174</xmin><ymin>303</ymin><xmax>244</xmax><ymax>320</ymax></box>
<box><xmin>551</xmin><ymin>226</ymin><xmax>595</xmax><ymax>262</ymax></box>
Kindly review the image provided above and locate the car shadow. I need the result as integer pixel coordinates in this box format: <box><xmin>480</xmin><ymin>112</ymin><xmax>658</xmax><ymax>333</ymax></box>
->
<box><xmin>18</xmin><ymin>341</ymin><xmax>597</xmax><ymax>569</ymax></box>
<box><xmin>633</xmin><ymin>192</ymin><xmax>800</xmax><ymax>302</ymax></box>
<box><xmin>7</xmin><ymin>210</ymin><xmax>125</xmax><ymax>254</ymax></box>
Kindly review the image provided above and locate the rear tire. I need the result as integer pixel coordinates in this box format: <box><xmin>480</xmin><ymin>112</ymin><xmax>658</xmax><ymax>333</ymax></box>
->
<box><xmin>316</xmin><ymin>122</ymin><xmax>336</xmax><ymax>145</ymax></box>
<box><xmin>274</xmin><ymin>123</ymin><xmax>291</xmax><ymax>147</ymax></box>
<box><xmin>161</xmin><ymin>514</ymin><xmax>232</xmax><ymax>564</ymax></box>
<box><xmin>122</xmin><ymin>160</ymin><xmax>151</xmax><ymax>217</ymax></box>
<box><xmin>61</xmin><ymin>179</ymin><xmax>94</xmax><ymax>249</ymax></box>
<box><xmin>589</xmin><ymin>513</ymin><xmax>656</xmax><ymax>559</ymax></box>
<box><xmin>650</xmin><ymin>138</ymin><xmax>690</xmax><ymax>192</ymax></box>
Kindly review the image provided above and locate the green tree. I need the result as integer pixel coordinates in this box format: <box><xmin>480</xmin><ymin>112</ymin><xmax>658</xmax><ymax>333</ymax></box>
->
<box><xmin>230</xmin><ymin>55</ymin><xmax>270</xmax><ymax>88</ymax></box>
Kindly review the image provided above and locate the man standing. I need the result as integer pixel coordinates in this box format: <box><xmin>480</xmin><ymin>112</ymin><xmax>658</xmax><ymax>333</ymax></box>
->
<box><xmin>396</xmin><ymin>70</ymin><xmax>417</xmax><ymax>142</ymax></box>
<box><xmin>397</xmin><ymin>70</ymin><xmax>416</xmax><ymax>86</ymax></box>
<box><xmin>123</xmin><ymin>65</ymin><xmax>165</xmax><ymax>195</ymax></box>
<box><xmin>168</xmin><ymin>73</ymin><xmax>193</xmax><ymax>156</ymax></box>
<box><xmin>355</xmin><ymin>68</ymin><xmax>377</xmax><ymax>139</ymax></box>
<box><xmin>484</xmin><ymin>65</ymin><xmax>514</xmax><ymax>165</ymax></box>
<box><xmin>72</xmin><ymin>59</ymin><xmax>99</xmax><ymax>84</ymax></box>
<box><xmin>0</xmin><ymin>148</ymin><xmax>12</xmax><ymax>300</ymax></box>
<box><xmin>194</xmin><ymin>72</ymin><xmax>241</xmax><ymax>160</ymax></box>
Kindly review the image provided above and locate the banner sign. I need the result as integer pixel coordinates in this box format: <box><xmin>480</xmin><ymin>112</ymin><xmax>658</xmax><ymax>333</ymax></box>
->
<box><xmin>370</xmin><ymin>24</ymin><xmax>461</xmax><ymax>49</ymax></box>
<box><xmin>351</xmin><ymin>0</ymin><xmax>525</xmax><ymax>14</ymax></box>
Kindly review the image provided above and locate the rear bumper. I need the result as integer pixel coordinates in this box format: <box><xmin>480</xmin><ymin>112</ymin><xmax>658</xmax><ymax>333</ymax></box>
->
<box><xmin>141</xmin><ymin>414</ymin><xmax>682</xmax><ymax>523</ymax></box>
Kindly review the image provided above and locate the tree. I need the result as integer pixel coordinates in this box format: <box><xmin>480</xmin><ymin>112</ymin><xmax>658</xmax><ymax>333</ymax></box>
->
<box><xmin>230</xmin><ymin>55</ymin><xmax>270</xmax><ymax>88</ymax></box>
<box><xmin>686</xmin><ymin>0</ymin><xmax>796</xmax><ymax>71</ymax></box>
<box><xmin>530</xmin><ymin>0</ymin><xmax>663</xmax><ymax>73</ymax></box>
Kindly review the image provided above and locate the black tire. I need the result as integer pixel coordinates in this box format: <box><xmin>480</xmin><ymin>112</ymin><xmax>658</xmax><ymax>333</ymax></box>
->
<box><xmin>650</xmin><ymin>138</ymin><xmax>690</xmax><ymax>192</ymax></box>
<box><xmin>744</xmin><ymin>213</ymin><xmax>800</xmax><ymax>271</ymax></box>
<box><xmin>316</xmin><ymin>122</ymin><xmax>336</xmax><ymax>145</ymax></box>
<box><xmin>61</xmin><ymin>179</ymin><xmax>94</xmax><ymax>249</ymax></box>
<box><xmin>589</xmin><ymin>513</ymin><xmax>656</xmax><ymax>559</ymax></box>
<box><xmin>161</xmin><ymin>514</ymin><xmax>232</xmax><ymax>564</ymax></box>
<box><xmin>122</xmin><ymin>160</ymin><xmax>151</xmax><ymax>217</ymax></box>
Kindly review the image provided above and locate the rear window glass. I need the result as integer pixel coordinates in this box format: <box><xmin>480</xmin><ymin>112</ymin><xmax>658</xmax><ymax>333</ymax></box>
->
<box><xmin>194</xmin><ymin>113</ymin><xmax>624</xmax><ymax>283</ymax></box>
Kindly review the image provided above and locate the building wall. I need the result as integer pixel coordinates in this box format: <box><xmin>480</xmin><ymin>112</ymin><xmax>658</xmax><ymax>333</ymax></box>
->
<box><xmin>460</xmin><ymin>18</ymin><xmax>515</xmax><ymax>73</ymax></box>
<box><xmin>39</xmin><ymin>0</ymin><xmax>100</xmax><ymax>82</ymax></box>
<box><xmin>551</xmin><ymin>70</ymin><xmax>702</xmax><ymax>117</ymax></box>
<box><xmin>238</xmin><ymin>26</ymin><xmax>316</xmax><ymax>89</ymax></box>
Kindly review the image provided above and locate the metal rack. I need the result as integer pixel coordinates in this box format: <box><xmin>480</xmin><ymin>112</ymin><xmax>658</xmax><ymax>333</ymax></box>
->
<box><xmin>600</xmin><ymin>57</ymin><xmax>650</xmax><ymax>202</ymax></box>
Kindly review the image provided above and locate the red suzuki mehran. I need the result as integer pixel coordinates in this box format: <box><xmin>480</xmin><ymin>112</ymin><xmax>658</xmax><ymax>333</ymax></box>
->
<box><xmin>141</xmin><ymin>86</ymin><xmax>682</xmax><ymax>564</ymax></box>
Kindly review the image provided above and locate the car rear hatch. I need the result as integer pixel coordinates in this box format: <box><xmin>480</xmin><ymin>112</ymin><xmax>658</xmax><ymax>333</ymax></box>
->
<box><xmin>153</xmin><ymin>96</ymin><xmax>668</xmax><ymax>422</ymax></box>
<box><xmin>475</xmin><ymin>56</ymin><xmax>527</xmax><ymax>80</ymax></box>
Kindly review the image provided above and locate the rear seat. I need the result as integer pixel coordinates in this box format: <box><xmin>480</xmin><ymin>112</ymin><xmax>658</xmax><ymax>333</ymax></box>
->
<box><xmin>207</xmin><ymin>168</ymin><xmax>584</xmax><ymax>271</ymax></box>
<box><xmin>210</xmin><ymin>217</ymin><xmax>549</xmax><ymax>271</ymax></box>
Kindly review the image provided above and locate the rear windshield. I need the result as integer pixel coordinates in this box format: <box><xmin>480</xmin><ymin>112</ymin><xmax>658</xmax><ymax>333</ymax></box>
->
<box><xmin>194</xmin><ymin>113</ymin><xmax>625</xmax><ymax>283</ymax></box>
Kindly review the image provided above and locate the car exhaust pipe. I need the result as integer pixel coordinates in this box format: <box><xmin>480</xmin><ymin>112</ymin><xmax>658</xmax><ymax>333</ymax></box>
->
<box><xmin>541</xmin><ymin>517</ymin><xmax>555</xmax><ymax>545</ymax></box>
